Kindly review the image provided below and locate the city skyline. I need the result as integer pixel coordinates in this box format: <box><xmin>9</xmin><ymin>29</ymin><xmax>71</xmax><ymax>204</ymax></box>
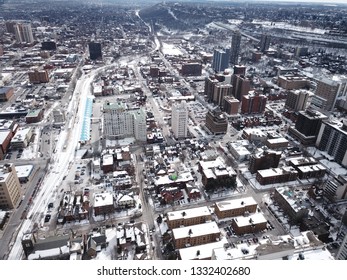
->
<box><xmin>0</xmin><ymin>0</ymin><xmax>346</xmax><ymax>262</ymax></box>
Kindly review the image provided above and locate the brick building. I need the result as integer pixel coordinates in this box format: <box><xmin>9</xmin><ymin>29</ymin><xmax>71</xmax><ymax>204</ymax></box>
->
<box><xmin>166</xmin><ymin>206</ymin><xmax>212</xmax><ymax>229</ymax></box>
<box><xmin>214</xmin><ymin>197</ymin><xmax>258</xmax><ymax>220</ymax></box>
<box><xmin>172</xmin><ymin>221</ymin><xmax>221</xmax><ymax>249</ymax></box>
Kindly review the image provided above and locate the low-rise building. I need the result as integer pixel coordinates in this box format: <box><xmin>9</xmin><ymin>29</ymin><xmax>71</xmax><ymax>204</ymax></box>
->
<box><xmin>28</xmin><ymin>69</ymin><xmax>49</xmax><ymax>83</ymax></box>
<box><xmin>15</xmin><ymin>164</ymin><xmax>34</xmax><ymax>183</ymax></box>
<box><xmin>0</xmin><ymin>87</ymin><xmax>14</xmax><ymax>102</ymax></box>
<box><xmin>26</xmin><ymin>109</ymin><xmax>44</xmax><ymax>123</ymax></box>
<box><xmin>265</xmin><ymin>137</ymin><xmax>289</xmax><ymax>149</ymax></box>
<box><xmin>10</xmin><ymin>127</ymin><xmax>32</xmax><ymax>149</ymax></box>
<box><xmin>172</xmin><ymin>221</ymin><xmax>221</xmax><ymax>249</ymax></box>
<box><xmin>93</xmin><ymin>192</ymin><xmax>114</xmax><ymax>216</ymax></box>
<box><xmin>228</xmin><ymin>140</ymin><xmax>251</xmax><ymax>161</ymax></box>
<box><xmin>249</xmin><ymin>149</ymin><xmax>282</xmax><ymax>174</ymax></box>
<box><xmin>256</xmin><ymin>167</ymin><xmax>298</xmax><ymax>185</ymax></box>
<box><xmin>214</xmin><ymin>197</ymin><xmax>258</xmax><ymax>220</ymax></box>
<box><xmin>167</xmin><ymin>206</ymin><xmax>212</xmax><ymax>229</ymax></box>
<box><xmin>231</xmin><ymin>213</ymin><xmax>267</xmax><ymax>235</ymax></box>
<box><xmin>273</xmin><ymin>186</ymin><xmax>310</xmax><ymax>222</ymax></box>
<box><xmin>0</xmin><ymin>130</ymin><xmax>12</xmax><ymax>157</ymax></box>
<box><xmin>199</xmin><ymin>156</ymin><xmax>236</xmax><ymax>190</ymax></box>
<box><xmin>242</xmin><ymin>128</ymin><xmax>267</xmax><ymax>143</ymax></box>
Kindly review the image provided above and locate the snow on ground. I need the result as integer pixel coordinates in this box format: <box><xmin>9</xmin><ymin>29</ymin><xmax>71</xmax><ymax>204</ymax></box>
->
<box><xmin>94</xmin><ymin>228</ymin><xmax>118</xmax><ymax>260</ymax></box>
<box><xmin>252</xmin><ymin>20</ymin><xmax>327</xmax><ymax>34</ymax></box>
<box><xmin>161</xmin><ymin>43</ymin><xmax>183</xmax><ymax>56</ymax></box>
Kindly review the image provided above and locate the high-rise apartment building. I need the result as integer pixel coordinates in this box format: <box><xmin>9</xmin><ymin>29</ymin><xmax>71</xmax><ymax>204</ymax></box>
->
<box><xmin>212</xmin><ymin>48</ymin><xmax>230</xmax><ymax>73</ymax></box>
<box><xmin>230</xmin><ymin>31</ymin><xmax>241</xmax><ymax>65</ymax></box>
<box><xmin>133</xmin><ymin>109</ymin><xmax>147</xmax><ymax>142</ymax></box>
<box><xmin>14</xmin><ymin>23</ymin><xmax>34</xmax><ymax>44</ymax></box>
<box><xmin>285</xmin><ymin>90</ymin><xmax>311</xmax><ymax>112</ymax></box>
<box><xmin>204</xmin><ymin>74</ymin><xmax>232</xmax><ymax>105</ymax></box>
<box><xmin>232</xmin><ymin>74</ymin><xmax>251</xmax><ymax>101</ymax></box>
<box><xmin>259</xmin><ymin>33</ymin><xmax>271</xmax><ymax>53</ymax></box>
<box><xmin>322</xmin><ymin>175</ymin><xmax>347</xmax><ymax>202</ymax></box>
<box><xmin>5</xmin><ymin>21</ymin><xmax>16</xmax><ymax>34</ymax></box>
<box><xmin>171</xmin><ymin>101</ymin><xmax>188</xmax><ymax>139</ymax></box>
<box><xmin>316</xmin><ymin>119</ymin><xmax>347</xmax><ymax>167</ymax></box>
<box><xmin>88</xmin><ymin>42</ymin><xmax>102</xmax><ymax>60</ymax></box>
<box><xmin>103</xmin><ymin>101</ymin><xmax>146</xmax><ymax>141</ymax></box>
<box><xmin>311</xmin><ymin>76</ymin><xmax>347</xmax><ymax>112</ymax></box>
<box><xmin>0</xmin><ymin>164</ymin><xmax>22</xmax><ymax>209</ymax></box>
<box><xmin>241</xmin><ymin>93</ymin><xmax>267</xmax><ymax>114</ymax></box>
<box><xmin>223</xmin><ymin>96</ymin><xmax>240</xmax><ymax>115</ymax></box>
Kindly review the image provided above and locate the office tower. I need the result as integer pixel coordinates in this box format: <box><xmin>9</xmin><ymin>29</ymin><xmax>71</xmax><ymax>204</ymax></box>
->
<box><xmin>223</xmin><ymin>96</ymin><xmax>239</xmax><ymax>115</ymax></box>
<box><xmin>88</xmin><ymin>42</ymin><xmax>102</xmax><ymax>60</ymax></box>
<box><xmin>316</xmin><ymin>119</ymin><xmax>347</xmax><ymax>167</ymax></box>
<box><xmin>232</xmin><ymin>74</ymin><xmax>251</xmax><ymax>101</ymax></box>
<box><xmin>171</xmin><ymin>101</ymin><xmax>188</xmax><ymax>139</ymax></box>
<box><xmin>0</xmin><ymin>164</ymin><xmax>22</xmax><ymax>209</ymax></box>
<box><xmin>312</xmin><ymin>76</ymin><xmax>347</xmax><ymax>112</ymax></box>
<box><xmin>212</xmin><ymin>48</ymin><xmax>230</xmax><ymax>73</ymax></box>
<box><xmin>259</xmin><ymin>33</ymin><xmax>271</xmax><ymax>53</ymax></box>
<box><xmin>285</xmin><ymin>90</ymin><xmax>311</xmax><ymax>112</ymax></box>
<box><xmin>205</xmin><ymin>108</ymin><xmax>228</xmax><ymax>135</ymax></box>
<box><xmin>14</xmin><ymin>23</ymin><xmax>34</xmax><ymax>44</ymax></box>
<box><xmin>241</xmin><ymin>93</ymin><xmax>267</xmax><ymax>114</ymax></box>
<box><xmin>230</xmin><ymin>31</ymin><xmax>241</xmax><ymax>65</ymax></box>
<box><xmin>288</xmin><ymin>109</ymin><xmax>327</xmax><ymax>145</ymax></box>
<box><xmin>103</xmin><ymin>101</ymin><xmax>146</xmax><ymax>141</ymax></box>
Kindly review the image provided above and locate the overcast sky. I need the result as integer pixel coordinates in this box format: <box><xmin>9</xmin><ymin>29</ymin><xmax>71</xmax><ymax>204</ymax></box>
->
<box><xmin>223</xmin><ymin>0</ymin><xmax>347</xmax><ymax>3</ymax></box>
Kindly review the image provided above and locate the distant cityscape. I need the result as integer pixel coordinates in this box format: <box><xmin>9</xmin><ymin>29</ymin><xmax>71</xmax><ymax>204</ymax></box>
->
<box><xmin>0</xmin><ymin>0</ymin><xmax>346</xmax><ymax>261</ymax></box>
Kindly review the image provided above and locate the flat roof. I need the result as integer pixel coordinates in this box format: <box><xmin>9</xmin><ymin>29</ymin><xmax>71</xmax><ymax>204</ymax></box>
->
<box><xmin>257</xmin><ymin>167</ymin><xmax>297</xmax><ymax>178</ymax></box>
<box><xmin>93</xmin><ymin>192</ymin><xmax>114</xmax><ymax>207</ymax></box>
<box><xmin>102</xmin><ymin>154</ymin><xmax>113</xmax><ymax>166</ymax></box>
<box><xmin>0</xmin><ymin>130</ymin><xmax>11</xmax><ymax>143</ymax></box>
<box><xmin>15</xmin><ymin>165</ymin><xmax>34</xmax><ymax>178</ymax></box>
<box><xmin>172</xmin><ymin>221</ymin><xmax>220</xmax><ymax>239</ymax></box>
<box><xmin>215</xmin><ymin>197</ymin><xmax>257</xmax><ymax>211</ymax></box>
<box><xmin>0</xmin><ymin>87</ymin><xmax>13</xmax><ymax>94</ymax></box>
<box><xmin>179</xmin><ymin>238</ymin><xmax>228</xmax><ymax>260</ymax></box>
<box><xmin>167</xmin><ymin>206</ymin><xmax>212</xmax><ymax>221</ymax></box>
<box><xmin>233</xmin><ymin>213</ymin><xmax>267</xmax><ymax>227</ymax></box>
